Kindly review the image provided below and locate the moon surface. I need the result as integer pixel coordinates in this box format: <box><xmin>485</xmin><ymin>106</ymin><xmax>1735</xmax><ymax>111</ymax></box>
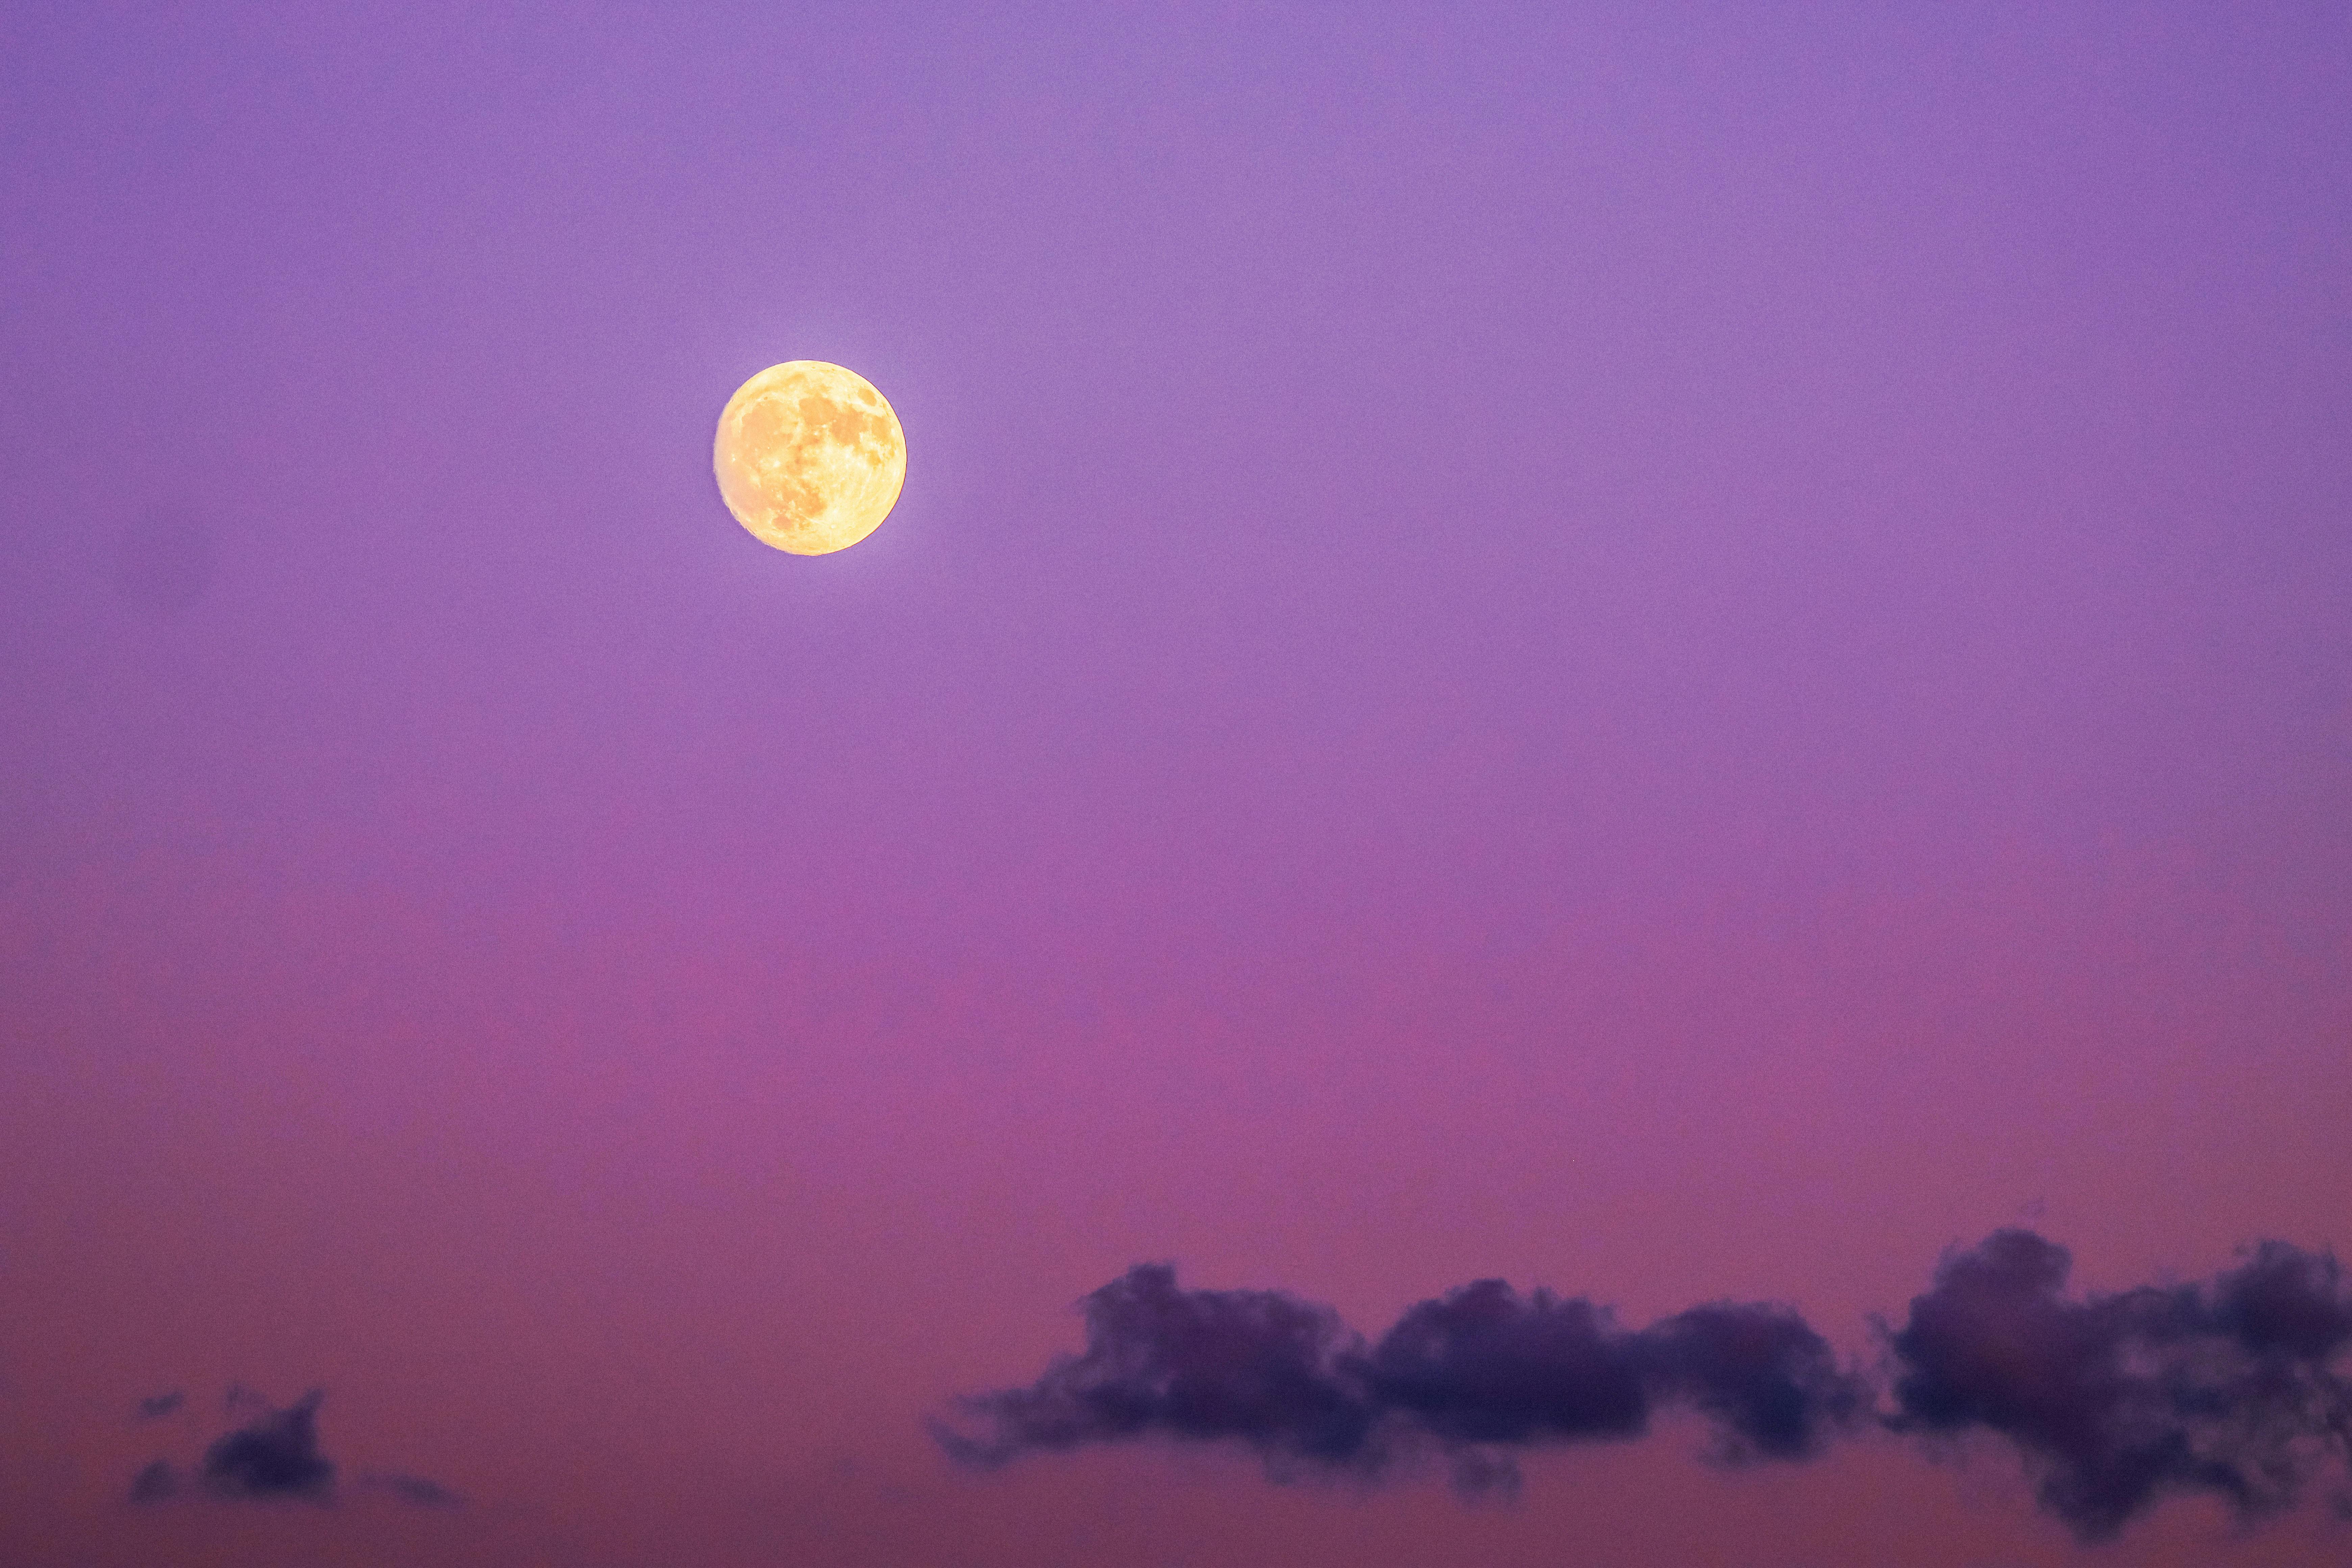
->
<box><xmin>713</xmin><ymin>361</ymin><xmax>906</xmax><ymax>555</ymax></box>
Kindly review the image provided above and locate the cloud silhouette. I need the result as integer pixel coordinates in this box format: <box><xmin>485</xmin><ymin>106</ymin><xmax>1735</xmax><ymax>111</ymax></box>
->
<box><xmin>126</xmin><ymin>1388</ymin><xmax>464</xmax><ymax>1512</ymax></box>
<box><xmin>937</xmin><ymin>1263</ymin><xmax>1863</xmax><ymax>1494</ymax></box>
<box><xmin>136</xmin><ymin>1391</ymin><xmax>186</xmax><ymax>1420</ymax></box>
<box><xmin>1885</xmin><ymin>1229</ymin><xmax>2352</xmax><ymax>1540</ymax></box>
<box><xmin>1365</xmin><ymin>1281</ymin><xmax>1645</xmax><ymax>1455</ymax></box>
<box><xmin>1641</xmin><ymin>1300</ymin><xmax>1864</xmax><ymax>1461</ymax></box>
<box><xmin>200</xmin><ymin>1389</ymin><xmax>336</xmax><ymax>1501</ymax></box>
<box><xmin>942</xmin><ymin>1231</ymin><xmax>2350</xmax><ymax>1539</ymax></box>
<box><xmin>127</xmin><ymin>1459</ymin><xmax>179</xmax><ymax>1503</ymax></box>
<box><xmin>933</xmin><ymin>1264</ymin><xmax>1383</xmax><ymax>1476</ymax></box>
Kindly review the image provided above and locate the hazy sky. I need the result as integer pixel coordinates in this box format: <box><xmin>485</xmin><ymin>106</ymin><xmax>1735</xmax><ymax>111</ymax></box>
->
<box><xmin>3</xmin><ymin>4</ymin><xmax>2349</xmax><ymax>1564</ymax></box>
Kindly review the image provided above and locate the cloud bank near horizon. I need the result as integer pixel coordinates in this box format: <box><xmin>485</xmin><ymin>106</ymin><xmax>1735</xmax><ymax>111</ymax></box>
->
<box><xmin>938</xmin><ymin>1230</ymin><xmax>2352</xmax><ymax>1541</ymax></box>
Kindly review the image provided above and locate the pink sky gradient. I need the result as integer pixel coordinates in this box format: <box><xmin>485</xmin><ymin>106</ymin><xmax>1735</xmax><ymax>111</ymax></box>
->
<box><xmin>4</xmin><ymin>4</ymin><xmax>2348</xmax><ymax>1563</ymax></box>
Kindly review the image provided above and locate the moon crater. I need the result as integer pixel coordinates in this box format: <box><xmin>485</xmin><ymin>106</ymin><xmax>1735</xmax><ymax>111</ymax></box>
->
<box><xmin>714</xmin><ymin>361</ymin><xmax>906</xmax><ymax>555</ymax></box>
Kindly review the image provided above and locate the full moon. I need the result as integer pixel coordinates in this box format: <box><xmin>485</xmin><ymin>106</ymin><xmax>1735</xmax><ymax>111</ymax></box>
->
<box><xmin>713</xmin><ymin>361</ymin><xmax>906</xmax><ymax>555</ymax></box>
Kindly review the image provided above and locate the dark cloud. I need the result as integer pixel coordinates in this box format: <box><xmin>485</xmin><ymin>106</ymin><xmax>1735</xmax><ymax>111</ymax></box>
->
<box><xmin>932</xmin><ymin>1264</ymin><xmax>1382</xmax><ymax>1476</ymax></box>
<box><xmin>1367</xmin><ymin>1282</ymin><xmax>1644</xmax><ymax>1453</ymax></box>
<box><xmin>1886</xmin><ymin>1229</ymin><xmax>2352</xmax><ymax>1541</ymax></box>
<box><xmin>1641</xmin><ymin>1300</ymin><xmax>1863</xmax><ymax>1462</ymax></box>
<box><xmin>125</xmin><ymin>1391</ymin><xmax>458</xmax><ymax>1513</ymax></box>
<box><xmin>200</xmin><ymin>1389</ymin><xmax>336</xmax><ymax>1501</ymax></box>
<box><xmin>128</xmin><ymin>1459</ymin><xmax>178</xmax><ymax>1503</ymax></box>
<box><xmin>943</xmin><ymin>1233</ymin><xmax>2349</xmax><ymax>1540</ymax></box>
<box><xmin>937</xmin><ymin>1264</ymin><xmax>1862</xmax><ymax>1494</ymax></box>
<box><xmin>136</xmin><ymin>1390</ymin><xmax>186</xmax><ymax>1420</ymax></box>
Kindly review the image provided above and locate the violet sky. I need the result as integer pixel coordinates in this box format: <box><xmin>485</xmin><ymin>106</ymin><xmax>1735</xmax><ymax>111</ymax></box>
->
<box><xmin>3</xmin><ymin>4</ymin><xmax>2349</xmax><ymax>1565</ymax></box>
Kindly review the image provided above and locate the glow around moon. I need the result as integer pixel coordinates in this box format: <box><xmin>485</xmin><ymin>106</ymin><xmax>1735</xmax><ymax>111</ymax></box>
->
<box><xmin>713</xmin><ymin>361</ymin><xmax>906</xmax><ymax>555</ymax></box>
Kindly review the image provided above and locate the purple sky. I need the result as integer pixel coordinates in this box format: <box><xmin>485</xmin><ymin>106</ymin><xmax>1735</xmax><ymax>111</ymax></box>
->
<box><xmin>3</xmin><ymin>4</ymin><xmax>2349</xmax><ymax>1564</ymax></box>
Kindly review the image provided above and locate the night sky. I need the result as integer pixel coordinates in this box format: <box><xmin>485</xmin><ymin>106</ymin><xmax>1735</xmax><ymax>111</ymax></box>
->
<box><xmin>4</xmin><ymin>5</ymin><xmax>2350</xmax><ymax>1565</ymax></box>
